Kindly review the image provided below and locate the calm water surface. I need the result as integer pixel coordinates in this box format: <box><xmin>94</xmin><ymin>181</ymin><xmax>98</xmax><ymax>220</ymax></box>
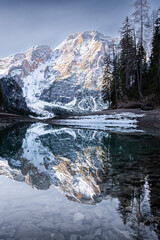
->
<box><xmin>0</xmin><ymin>123</ymin><xmax>160</xmax><ymax>240</ymax></box>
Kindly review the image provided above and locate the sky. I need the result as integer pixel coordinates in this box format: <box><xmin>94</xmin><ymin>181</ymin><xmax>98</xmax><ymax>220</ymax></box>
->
<box><xmin>0</xmin><ymin>0</ymin><xmax>159</xmax><ymax>58</ymax></box>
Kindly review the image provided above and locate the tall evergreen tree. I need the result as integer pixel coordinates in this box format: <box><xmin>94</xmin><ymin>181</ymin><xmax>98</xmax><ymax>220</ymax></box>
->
<box><xmin>102</xmin><ymin>43</ymin><xmax>120</xmax><ymax>107</ymax></box>
<box><xmin>112</xmin><ymin>41</ymin><xmax>119</xmax><ymax>104</ymax></box>
<box><xmin>119</xmin><ymin>17</ymin><xmax>136</xmax><ymax>97</ymax></box>
<box><xmin>102</xmin><ymin>55</ymin><xmax>113</xmax><ymax>107</ymax></box>
<box><xmin>133</xmin><ymin>28</ymin><xmax>142</xmax><ymax>99</ymax></box>
<box><xmin>150</xmin><ymin>9</ymin><xmax>160</xmax><ymax>102</ymax></box>
<box><xmin>133</xmin><ymin>0</ymin><xmax>150</xmax><ymax>98</ymax></box>
<box><xmin>151</xmin><ymin>9</ymin><xmax>158</xmax><ymax>38</ymax></box>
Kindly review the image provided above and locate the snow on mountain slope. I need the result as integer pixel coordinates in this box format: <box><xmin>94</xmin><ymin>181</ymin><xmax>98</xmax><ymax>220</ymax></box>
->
<box><xmin>0</xmin><ymin>31</ymin><xmax>114</xmax><ymax>117</ymax></box>
<box><xmin>0</xmin><ymin>45</ymin><xmax>52</xmax><ymax>82</ymax></box>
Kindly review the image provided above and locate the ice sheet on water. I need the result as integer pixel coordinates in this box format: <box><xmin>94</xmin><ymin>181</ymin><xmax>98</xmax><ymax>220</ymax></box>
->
<box><xmin>53</xmin><ymin>112</ymin><xmax>145</xmax><ymax>133</ymax></box>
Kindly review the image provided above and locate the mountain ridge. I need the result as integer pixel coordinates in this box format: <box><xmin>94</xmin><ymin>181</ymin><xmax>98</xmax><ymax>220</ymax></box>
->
<box><xmin>0</xmin><ymin>31</ymin><xmax>116</xmax><ymax>117</ymax></box>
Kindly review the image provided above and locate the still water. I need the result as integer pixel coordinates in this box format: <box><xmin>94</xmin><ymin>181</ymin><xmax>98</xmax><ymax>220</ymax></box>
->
<box><xmin>0</xmin><ymin>123</ymin><xmax>160</xmax><ymax>240</ymax></box>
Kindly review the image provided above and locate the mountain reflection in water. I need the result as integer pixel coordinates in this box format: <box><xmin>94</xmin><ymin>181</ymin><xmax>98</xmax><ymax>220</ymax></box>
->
<box><xmin>0</xmin><ymin>123</ymin><xmax>160</xmax><ymax>240</ymax></box>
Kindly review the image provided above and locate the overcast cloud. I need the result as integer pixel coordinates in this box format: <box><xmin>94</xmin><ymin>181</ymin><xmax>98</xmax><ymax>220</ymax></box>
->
<box><xmin>0</xmin><ymin>0</ymin><xmax>159</xmax><ymax>57</ymax></box>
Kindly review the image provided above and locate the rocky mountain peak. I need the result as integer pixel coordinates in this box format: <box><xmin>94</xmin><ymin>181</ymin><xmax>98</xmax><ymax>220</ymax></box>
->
<box><xmin>0</xmin><ymin>45</ymin><xmax>52</xmax><ymax>85</ymax></box>
<box><xmin>25</xmin><ymin>45</ymin><xmax>52</xmax><ymax>63</ymax></box>
<box><xmin>0</xmin><ymin>31</ymin><xmax>114</xmax><ymax>117</ymax></box>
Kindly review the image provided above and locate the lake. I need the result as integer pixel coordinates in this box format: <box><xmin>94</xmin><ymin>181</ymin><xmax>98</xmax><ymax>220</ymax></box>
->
<box><xmin>0</xmin><ymin>122</ymin><xmax>160</xmax><ymax>240</ymax></box>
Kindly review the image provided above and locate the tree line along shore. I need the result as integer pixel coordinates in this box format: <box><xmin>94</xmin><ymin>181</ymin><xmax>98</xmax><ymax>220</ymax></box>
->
<box><xmin>102</xmin><ymin>1</ymin><xmax>160</xmax><ymax>110</ymax></box>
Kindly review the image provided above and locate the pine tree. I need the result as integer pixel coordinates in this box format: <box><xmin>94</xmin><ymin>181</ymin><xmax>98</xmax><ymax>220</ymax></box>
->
<box><xmin>102</xmin><ymin>42</ymin><xmax>120</xmax><ymax>107</ymax></box>
<box><xmin>133</xmin><ymin>28</ymin><xmax>142</xmax><ymax>99</ymax></box>
<box><xmin>151</xmin><ymin>10</ymin><xmax>158</xmax><ymax>38</ymax></box>
<box><xmin>150</xmin><ymin>9</ymin><xmax>160</xmax><ymax>102</ymax></box>
<box><xmin>119</xmin><ymin>17</ymin><xmax>136</xmax><ymax>97</ymax></box>
<box><xmin>102</xmin><ymin>56</ymin><xmax>113</xmax><ymax>107</ymax></box>
<box><xmin>112</xmin><ymin>41</ymin><xmax>119</xmax><ymax>104</ymax></box>
<box><xmin>133</xmin><ymin>0</ymin><xmax>150</xmax><ymax>98</ymax></box>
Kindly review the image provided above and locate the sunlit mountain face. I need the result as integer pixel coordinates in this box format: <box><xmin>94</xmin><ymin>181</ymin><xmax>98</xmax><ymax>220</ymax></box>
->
<box><xmin>0</xmin><ymin>31</ymin><xmax>118</xmax><ymax>117</ymax></box>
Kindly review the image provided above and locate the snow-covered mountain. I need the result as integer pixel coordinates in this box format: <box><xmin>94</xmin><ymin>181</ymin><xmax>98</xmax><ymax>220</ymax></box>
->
<box><xmin>0</xmin><ymin>31</ymin><xmax>116</xmax><ymax>117</ymax></box>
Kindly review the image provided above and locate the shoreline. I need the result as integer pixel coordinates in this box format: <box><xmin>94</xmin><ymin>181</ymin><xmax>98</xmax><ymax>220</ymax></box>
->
<box><xmin>0</xmin><ymin>108</ymin><xmax>160</xmax><ymax>134</ymax></box>
<box><xmin>80</xmin><ymin>108</ymin><xmax>160</xmax><ymax>130</ymax></box>
<box><xmin>0</xmin><ymin>112</ymin><xmax>38</xmax><ymax>131</ymax></box>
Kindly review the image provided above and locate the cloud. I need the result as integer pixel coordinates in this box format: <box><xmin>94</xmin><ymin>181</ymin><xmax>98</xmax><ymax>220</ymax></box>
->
<box><xmin>0</xmin><ymin>0</ymin><xmax>159</xmax><ymax>57</ymax></box>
